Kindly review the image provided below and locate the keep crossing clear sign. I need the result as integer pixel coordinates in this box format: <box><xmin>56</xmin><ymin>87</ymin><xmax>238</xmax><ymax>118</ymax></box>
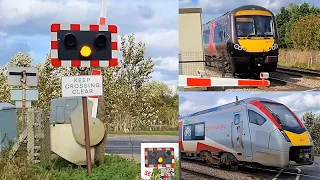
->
<box><xmin>61</xmin><ymin>75</ymin><xmax>103</xmax><ymax>97</ymax></box>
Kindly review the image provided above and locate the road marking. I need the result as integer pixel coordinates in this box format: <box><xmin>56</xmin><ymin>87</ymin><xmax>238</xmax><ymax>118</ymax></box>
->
<box><xmin>272</xmin><ymin>168</ymin><xmax>283</xmax><ymax>180</ymax></box>
<box><xmin>295</xmin><ymin>168</ymin><xmax>301</xmax><ymax>180</ymax></box>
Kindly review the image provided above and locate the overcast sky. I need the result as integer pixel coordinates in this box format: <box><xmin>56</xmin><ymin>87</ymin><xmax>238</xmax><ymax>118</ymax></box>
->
<box><xmin>0</xmin><ymin>0</ymin><xmax>178</xmax><ymax>89</ymax></box>
<box><xmin>180</xmin><ymin>0</ymin><xmax>320</xmax><ymax>23</ymax></box>
<box><xmin>179</xmin><ymin>92</ymin><xmax>320</xmax><ymax>120</ymax></box>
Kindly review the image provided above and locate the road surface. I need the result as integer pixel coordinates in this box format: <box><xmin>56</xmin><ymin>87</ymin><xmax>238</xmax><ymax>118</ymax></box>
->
<box><xmin>106</xmin><ymin>134</ymin><xmax>178</xmax><ymax>161</ymax></box>
<box><xmin>269</xmin><ymin>156</ymin><xmax>320</xmax><ymax>180</ymax></box>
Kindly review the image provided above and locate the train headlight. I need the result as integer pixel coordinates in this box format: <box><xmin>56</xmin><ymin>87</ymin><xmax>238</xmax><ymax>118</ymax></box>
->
<box><xmin>234</xmin><ymin>44</ymin><xmax>243</xmax><ymax>51</ymax></box>
<box><xmin>271</xmin><ymin>43</ymin><xmax>279</xmax><ymax>50</ymax></box>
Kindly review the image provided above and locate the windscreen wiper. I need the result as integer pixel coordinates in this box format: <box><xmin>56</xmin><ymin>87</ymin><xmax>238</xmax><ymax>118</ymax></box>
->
<box><xmin>267</xmin><ymin>108</ymin><xmax>284</xmax><ymax>126</ymax></box>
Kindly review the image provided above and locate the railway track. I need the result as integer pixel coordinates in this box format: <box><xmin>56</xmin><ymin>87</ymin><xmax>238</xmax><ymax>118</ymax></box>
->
<box><xmin>180</xmin><ymin>157</ymin><xmax>320</xmax><ymax>180</ymax></box>
<box><xmin>203</xmin><ymin>66</ymin><xmax>320</xmax><ymax>91</ymax></box>
<box><xmin>181</xmin><ymin>168</ymin><xmax>223</xmax><ymax>180</ymax></box>
<box><xmin>276</xmin><ymin>66</ymin><xmax>320</xmax><ymax>78</ymax></box>
<box><xmin>181</xmin><ymin>157</ymin><xmax>273</xmax><ymax>180</ymax></box>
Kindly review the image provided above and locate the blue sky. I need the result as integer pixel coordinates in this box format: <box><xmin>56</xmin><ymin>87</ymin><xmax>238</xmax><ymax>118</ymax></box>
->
<box><xmin>180</xmin><ymin>0</ymin><xmax>320</xmax><ymax>23</ymax></box>
<box><xmin>0</xmin><ymin>0</ymin><xmax>178</xmax><ymax>89</ymax></box>
<box><xmin>179</xmin><ymin>92</ymin><xmax>320</xmax><ymax>120</ymax></box>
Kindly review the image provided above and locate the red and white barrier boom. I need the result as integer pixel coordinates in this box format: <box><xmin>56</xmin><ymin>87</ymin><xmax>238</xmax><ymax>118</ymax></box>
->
<box><xmin>88</xmin><ymin>0</ymin><xmax>110</xmax><ymax>118</ymax></box>
<box><xmin>179</xmin><ymin>72</ymin><xmax>270</xmax><ymax>87</ymax></box>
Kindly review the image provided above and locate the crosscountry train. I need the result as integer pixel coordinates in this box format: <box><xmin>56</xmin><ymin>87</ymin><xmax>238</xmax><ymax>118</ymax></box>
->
<box><xmin>203</xmin><ymin>5</ymin><xmax>279</xmax><ymax>77</ymax></box>
<box><xmin>179</xmin><ymin>97</ymin><xmax>314</xmax><ymax>169</ymax></box>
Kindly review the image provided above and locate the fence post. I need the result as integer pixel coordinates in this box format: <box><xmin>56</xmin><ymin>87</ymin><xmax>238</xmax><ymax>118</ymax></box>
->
<box><xmin>27</xmin><ymin>108</ymin><xmax>35</xmax><ymax>163</ymax></box>
<box><xmin>41</xmin><ymin>112</ymin><xmax>51</xmax><ymax>164</ymax></box>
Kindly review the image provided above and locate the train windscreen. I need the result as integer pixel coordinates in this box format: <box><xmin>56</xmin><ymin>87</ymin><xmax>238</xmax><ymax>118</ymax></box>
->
<box><xmin>235</xmin><ymin>16</ymin><xmax>275</xmax><ymax>38</ymax></box>
<box><xmin>261</xmin><ymin>102</ymin><xmax>303</xmax><ymax>132</ymax></box>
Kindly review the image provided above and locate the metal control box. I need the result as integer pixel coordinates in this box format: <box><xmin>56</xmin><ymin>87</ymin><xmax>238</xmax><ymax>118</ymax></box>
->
<box><xmin>0</xmin><ymin>103</ymin><xmax>17</xmax><ymax>152</ymax></box>
<box><xmin>50</xmin><ymin>97</ymin><xmax>82</xmax><ymax>124</ymax></box>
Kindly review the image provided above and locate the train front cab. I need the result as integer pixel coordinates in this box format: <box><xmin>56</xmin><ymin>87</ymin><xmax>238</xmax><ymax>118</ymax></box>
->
<box><xmin>229</xmin><ymin>8</ymin><xmax>279</xmax><ymax>74</ymax></box>
<box><xmin>249</xmin><ymin>101</ymin><xmax>314</xmax><ymax>168</ymax></box>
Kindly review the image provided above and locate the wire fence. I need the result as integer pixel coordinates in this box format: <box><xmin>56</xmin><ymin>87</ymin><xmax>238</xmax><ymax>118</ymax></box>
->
<box><xmin>12</xmin><ymin>108</ymin><xmax>51</xmax><ymax>164</ymax></box>
<box><xmin>278</xmin><ymin>49</ymin><xmax>320</xmax><ymax>70</ymax></box>
<box><xmin>179</xmin><ymin>51</ymin><xmax>206</xmax><ymax>76</ymax></box>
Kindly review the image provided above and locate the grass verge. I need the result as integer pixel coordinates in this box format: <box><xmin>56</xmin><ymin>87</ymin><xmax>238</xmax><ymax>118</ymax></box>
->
<box><xmin>109</xmin><ymin>130</ymin><xmax>178</xmax><ymax>136</ymax></box>
<box><xmin>1</xmin><ymin>154</ymin><xmax>140</xmax><ymax>180</ymax></box>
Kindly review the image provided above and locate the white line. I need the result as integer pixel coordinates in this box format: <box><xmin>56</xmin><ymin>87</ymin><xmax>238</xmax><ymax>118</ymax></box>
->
<box><xmin>295</xmin><ymin>168</ymin><xmax>301</xmax><ymax>180</ymax></box>
<box><xmin>272</xmin><ymin>168</ymin><xmax>283</xmax><ymax>180</ymax></box>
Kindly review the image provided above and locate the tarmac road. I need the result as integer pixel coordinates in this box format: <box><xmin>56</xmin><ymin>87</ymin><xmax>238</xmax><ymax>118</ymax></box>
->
<box><xmin>269</xmin><ymin>157</ymin><xmax>320</xmax><ymax>180</ymax></box>
<box><xmin>247</xmin><ymin>157</ymin><xmax>320</xmax><ymax>180</ymax></box>
<box><xmin>105</xmin><ymin>134</ymin><xmax>178</xmax><ymax>155</ymax></box>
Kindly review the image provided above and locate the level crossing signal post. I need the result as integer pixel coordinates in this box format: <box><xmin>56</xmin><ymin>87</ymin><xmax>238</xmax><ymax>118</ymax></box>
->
<box><xmin>50</xmin><ymin>23</ymin><xmax>118</xmax><ymax>174</ymax></box>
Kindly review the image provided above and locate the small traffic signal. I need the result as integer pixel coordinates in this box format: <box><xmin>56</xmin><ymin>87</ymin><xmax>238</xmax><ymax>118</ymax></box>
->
<box><xmin>50</xmin><ymin>23</ymin><xmax>118</xmax><ymax>67</ymax></box>
<box><xmin>144</xmin><ymin>148</ymin><xmax>175</xmax><ymax>168</ymax></box>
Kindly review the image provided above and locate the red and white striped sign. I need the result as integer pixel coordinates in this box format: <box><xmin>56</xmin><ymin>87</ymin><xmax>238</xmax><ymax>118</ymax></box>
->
<box><xmin>145</xmin><ymin>147</ymin><xmax>175</xmax><ymax>168</ymax></box>
<box><xmin>179</xmin><ymin>75</ymin><xmax>270</xmax><ymax>87</ymax></box>
<box><xmin>50</xmin><ymin>23</ymin><xmax>118</xmax><ymax>67</ymax></box>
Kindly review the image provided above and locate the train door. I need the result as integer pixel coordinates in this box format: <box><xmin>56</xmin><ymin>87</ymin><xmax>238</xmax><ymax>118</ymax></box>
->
<box><xmin>231</xmin><ymin>110</ymin><xmax>252</xmax><ymax>161</ymax></box>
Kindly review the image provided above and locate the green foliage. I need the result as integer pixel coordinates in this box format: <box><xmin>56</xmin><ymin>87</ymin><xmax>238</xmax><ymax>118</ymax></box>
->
<box><xmin>276</xmin><ymin>2</ymin><xmax>320</xmax><ymax>50</ymax></box>
<box><xmin>302</xmin><ymin>112</ymin><xmax>320</xmax><ymax>154</ymax></box>
<box><xmin>291</xmin><ymin>14</ymin><xmax>320</xmax><ymax>50</ymax></box>
<box><xmin>0</xmin><ymin>34</ymin><xmax>177</xmax><ymax>132</ymax></box>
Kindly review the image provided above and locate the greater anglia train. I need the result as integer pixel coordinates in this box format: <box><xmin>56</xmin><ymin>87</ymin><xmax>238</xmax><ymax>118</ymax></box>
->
<box><xmin>203</xmin><ymin>5</ymin><xmax>279</xmax><ymax>77</ymax></box>
<box><xmin>179</xmin><ymin>97</ymin><xmax>314</xmax><ymax>169</ymax></box>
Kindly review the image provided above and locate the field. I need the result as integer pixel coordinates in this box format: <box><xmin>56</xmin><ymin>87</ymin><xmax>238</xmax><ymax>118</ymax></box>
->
<box><xmin>278</xmin><ymin>49</ymin><xmax>320</xmax><ymax>70</ymax></box>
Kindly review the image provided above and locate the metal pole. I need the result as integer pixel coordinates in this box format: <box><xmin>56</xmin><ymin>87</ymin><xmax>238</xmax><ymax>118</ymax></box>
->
<box><xmin>21</xmin><ymin>70</ymin><xmax>27</xmax><ymax>127</ymax></box>
<box><xmin>80</xmin><ymin>70</ymin><xmax>92</xmax><ymax>174</ymax></box>
<box><xmin>82</xmin><ymin>96</ymin><xmax>92</xmax><ymax>174</ymax></box>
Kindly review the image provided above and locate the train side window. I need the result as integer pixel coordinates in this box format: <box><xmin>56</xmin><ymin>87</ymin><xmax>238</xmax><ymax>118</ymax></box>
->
<box><xmin>219</xmin><ymin>31</ymin><xmax>223</xmax><ymax>41</ymax></box>
<box><xmin>234</xmin><ymin>114</ymin><xmax>240</xmax><ymax>125</ymax></box>
<box><xmin>203</xmin><ymin>30</ymin><xmax>210</xmax><ymax>44</ymax></box>
<box><xmin>248</xmin><ymin>110</ymin><xmax>267</xmax><ymax>126</ymax></box>
<box><xmin>194</xmin><ymin>123</ymin><xmax>205</xmax><ymax>140</ymax></box>
<box><xmin>183</xmin><ymin>125</ymin><xmax>192</xmax><ymax>140</ymax></box>
<box><xmin>214</xmin><ymin>25</ymin><xmax>220</xmax><ymax>42</ymax></box>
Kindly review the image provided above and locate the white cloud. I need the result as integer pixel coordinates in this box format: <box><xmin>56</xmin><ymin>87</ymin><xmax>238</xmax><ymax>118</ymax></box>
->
<box><xmin>151</xmin><ymin>71</ymin><xmax>164</xmax><ymax>81</ymax></box>
<box><xmin>154</xmin><ymin>56</ymin><xmax>178</xmax><ymax>72</ymax></box>
<box><xmin>179</xmin><ymin>0</ymin><xmax>194</xmax><ymax>7</ymax></box>
<box><xmin>0</xmin><ymin>0</ymin><xmax>100</xmax><ymax>26</ymax></box>
<box><xmin>0</xmin><ymin>32</ymin><xmax>7</xmax><ymax>37</ymax></box>
<box><xmin>179</xmin><ymin>99</ymin><xmax>213</xmax><ymax>116</ymax></box>
<box><xmin>134</xmin><ymin>29</ymin><xmax>178</xmax><ymax>50</ymax></box>
<box><xmin>277</xmin><ymin>93</ymin><xmax>320</xmax><ymax>112</ymax></box>
<box><xmin>215</xmin><ymin>97</ymin><xmax>233</xmax><ymax>106</ymax></box>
